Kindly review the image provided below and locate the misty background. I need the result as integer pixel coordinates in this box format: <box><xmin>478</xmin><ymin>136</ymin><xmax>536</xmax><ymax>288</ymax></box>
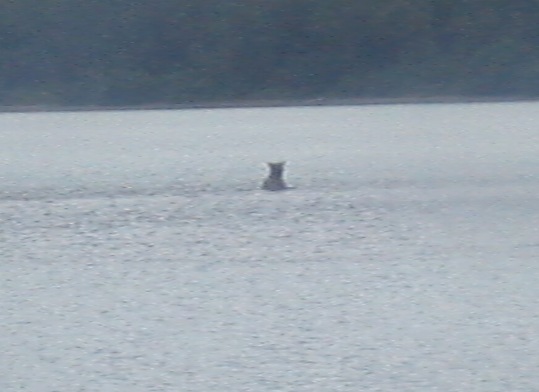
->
<box><xmin>2</xmin><ymin>0</ymin><xmax>539</xmax><ymax>107</ymax></box>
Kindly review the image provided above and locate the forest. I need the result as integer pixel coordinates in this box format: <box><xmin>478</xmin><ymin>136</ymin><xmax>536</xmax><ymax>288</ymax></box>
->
<box><xmin>1</xmin><ymin>0</ymin><xmax>539</xmax><ymax>107</ymax></box>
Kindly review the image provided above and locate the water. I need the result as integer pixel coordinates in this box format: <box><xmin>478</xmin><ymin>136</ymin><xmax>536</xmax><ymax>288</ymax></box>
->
<box><xmin>1</xmin><ymin>103</ymin><xmax>539</xmax><ymax>391</ymax></box>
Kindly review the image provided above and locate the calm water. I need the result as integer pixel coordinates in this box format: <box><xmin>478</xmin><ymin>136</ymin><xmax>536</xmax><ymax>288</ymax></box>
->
<box><xmin>1</xmin><ymin>103</ymin><xmax>539</xmax><ymax>391</ymax></box>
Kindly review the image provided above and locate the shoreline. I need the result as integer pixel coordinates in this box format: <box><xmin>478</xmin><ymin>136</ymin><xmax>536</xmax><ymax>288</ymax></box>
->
<box><xmin>0</xmin><ymin>95</ymin><xmax>537</xmax><ymax>114</ymax></box>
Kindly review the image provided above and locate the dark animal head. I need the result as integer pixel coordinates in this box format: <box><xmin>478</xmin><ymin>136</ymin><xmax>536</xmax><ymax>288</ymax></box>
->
<box><xmin>267</xmin><ymin>162</ymin><xmax>285</xmax><ymax>178</ymax></box>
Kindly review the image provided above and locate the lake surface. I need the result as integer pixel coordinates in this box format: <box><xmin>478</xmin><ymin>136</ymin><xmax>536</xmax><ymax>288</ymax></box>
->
<box><xmin>1</xmin><ymin>102</ymin><xmax>539</xmax><ymax>391</ymax></box>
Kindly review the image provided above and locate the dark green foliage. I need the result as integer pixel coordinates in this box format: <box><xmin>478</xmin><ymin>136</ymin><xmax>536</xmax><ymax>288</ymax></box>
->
<box><xmin>2</xmin><ymin>0</ymin><xmax>539</xmax><ymax>106</ymax></box>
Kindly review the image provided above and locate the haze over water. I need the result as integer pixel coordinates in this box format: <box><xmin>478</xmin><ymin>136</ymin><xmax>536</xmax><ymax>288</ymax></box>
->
<box><xmin>1</xmin><ymin>102</ymin><xmax>539</xmax><ymax>391</ymax></box>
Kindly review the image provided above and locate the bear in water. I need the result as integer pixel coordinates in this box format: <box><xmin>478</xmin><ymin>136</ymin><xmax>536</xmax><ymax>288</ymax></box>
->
<box><xmin>261</xmin><ymin>162</ymin><xmax>288</xmax><ymax>191</ymax></box>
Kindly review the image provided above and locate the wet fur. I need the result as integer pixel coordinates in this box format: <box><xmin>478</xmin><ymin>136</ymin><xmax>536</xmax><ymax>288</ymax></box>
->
<box><xmin>262</xmin><ymin>162</ymin><xmax>288</xmax><ymax>191</ymax></box>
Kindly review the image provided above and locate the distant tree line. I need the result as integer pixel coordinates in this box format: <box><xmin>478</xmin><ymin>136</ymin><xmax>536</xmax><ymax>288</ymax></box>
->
<box><xmin>1</xmin><ymin>0</ymin><xmax>539</xmax><ymax>106</ymax></box>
